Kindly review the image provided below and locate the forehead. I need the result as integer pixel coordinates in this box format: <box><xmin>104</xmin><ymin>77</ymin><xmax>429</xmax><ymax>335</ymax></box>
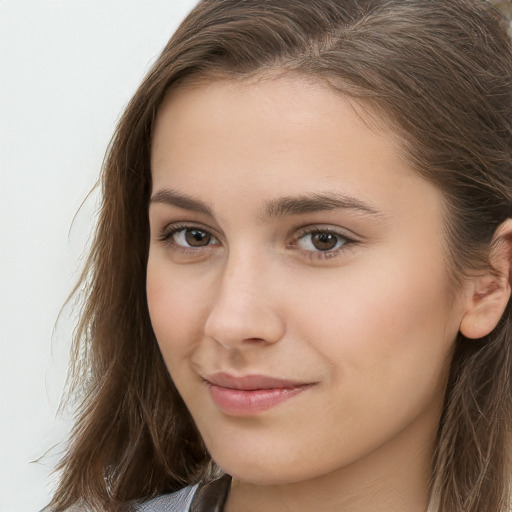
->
<box><xmin>150</xmin><ymin>75</ymin><xmax>441</xmax><ymax>224</ymax></box>
<box><xmin>153</xmin><ymin>76</ymin><xmax>401</xmax><ymax>173</ymax></box>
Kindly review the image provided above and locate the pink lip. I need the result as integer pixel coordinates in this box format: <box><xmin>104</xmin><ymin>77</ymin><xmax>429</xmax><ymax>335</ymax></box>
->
<box><xmin>204</xmin><ymin>373</ymin><xmax>315</xmax><ymax>416</ymax></box>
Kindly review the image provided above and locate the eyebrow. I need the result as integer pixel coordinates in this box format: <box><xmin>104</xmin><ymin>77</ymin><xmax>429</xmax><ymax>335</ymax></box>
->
<box><xmin>150</xmin><ymin>188</ymin><xmax>382</xmax><ymax>219</ymax></box>
<box><xmin>264</xmin><ymin>192</ymin><xmax>382</xmax><ymax>219</ymax></box>
<box><xmin>149</xmin><ymin>189</ymin><xmax>213</xmax><ymax>216</ymax></box>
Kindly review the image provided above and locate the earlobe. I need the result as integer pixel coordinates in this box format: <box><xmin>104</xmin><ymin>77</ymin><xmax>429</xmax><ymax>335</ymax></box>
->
<box><xmin>459</xmin><ymin>219</ymin><xmax>512</xmax><ymax>340</ymax></box>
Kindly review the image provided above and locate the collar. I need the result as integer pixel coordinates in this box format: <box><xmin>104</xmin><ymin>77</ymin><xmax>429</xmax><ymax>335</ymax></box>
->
<box><xmin>190</xmin><ymin>474</ymin><xmax>232</xmax><ymax>512</ymax></box>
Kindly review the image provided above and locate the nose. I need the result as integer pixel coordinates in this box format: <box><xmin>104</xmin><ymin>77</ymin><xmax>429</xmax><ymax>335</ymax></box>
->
<box><xmin>203</xmin><ymin>251</ymin><xmax>286</xmax><ymax>349</ymax></box>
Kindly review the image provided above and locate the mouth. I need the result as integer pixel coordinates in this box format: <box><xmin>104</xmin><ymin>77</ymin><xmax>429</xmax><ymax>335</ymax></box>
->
<box><xmin>203</xmin><ymin>373</ymin><xmax>316</xmax><ymax>416</ymax></box>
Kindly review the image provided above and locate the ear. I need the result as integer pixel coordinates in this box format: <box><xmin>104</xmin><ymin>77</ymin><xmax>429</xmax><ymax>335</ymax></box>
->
<box><xmin>459</xmin><ymin>219</ymin><xmax>512</xmax><ymax>340</ymax></box>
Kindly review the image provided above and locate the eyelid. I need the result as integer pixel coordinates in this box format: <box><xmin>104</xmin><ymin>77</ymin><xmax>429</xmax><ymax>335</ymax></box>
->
<box><xmin>287</xmin><ymin>224</ymin><xmax>359</xmax><ymax>260</ymax></box>
<box><xmin>291</xmin><ymin>224</ymin><xmax>358</xmax><ymax>244</ymax></box>
<box><xmin>157</xmin><ymin>222</ymin><xmax>222</xmax><ymax>248</ymax></box>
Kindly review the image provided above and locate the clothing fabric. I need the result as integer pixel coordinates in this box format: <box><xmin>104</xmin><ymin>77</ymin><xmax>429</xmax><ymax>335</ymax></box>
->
<box><xmin>137</xmin><ymin>475</ymin><xmax>231</xmax><ymax>512</ymax></box>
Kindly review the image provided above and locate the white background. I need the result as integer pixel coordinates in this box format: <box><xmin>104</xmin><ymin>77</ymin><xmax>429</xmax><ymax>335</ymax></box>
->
<box><xmin>0</xmin><ymin>1</ymin><xmax>198</xmax><ymax>510</ymax></box>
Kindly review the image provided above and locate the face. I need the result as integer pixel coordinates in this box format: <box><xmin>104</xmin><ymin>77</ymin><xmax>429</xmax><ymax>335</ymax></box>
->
<box><xmin>147</xmin><ymin>76</ymin><xmax>466</xmax><ymax>486</ymax></box>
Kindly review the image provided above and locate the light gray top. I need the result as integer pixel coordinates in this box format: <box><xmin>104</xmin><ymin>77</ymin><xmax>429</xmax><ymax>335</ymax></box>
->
<box><xmin>136</xmin><ymin>485</ymin><xmax>199</xmax><ymax>512</ymax></box>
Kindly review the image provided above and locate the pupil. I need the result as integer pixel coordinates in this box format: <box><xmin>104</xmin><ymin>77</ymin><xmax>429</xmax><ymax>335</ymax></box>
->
<box><xmin>185</xmin><ymin>229</ymin><xmax>210</xmax><ymax>247</ymax></box>
<box><xmin>312</xmin><ymin>232</ymin><xmax>337</xmax><ymax>251</ymax></box>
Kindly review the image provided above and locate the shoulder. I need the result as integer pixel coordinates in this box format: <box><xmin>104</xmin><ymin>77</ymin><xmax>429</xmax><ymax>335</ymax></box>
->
<box><xmin>135</xmin><ymin>485</ymin><xmax>199</xmax><ymax>512</ymax></box>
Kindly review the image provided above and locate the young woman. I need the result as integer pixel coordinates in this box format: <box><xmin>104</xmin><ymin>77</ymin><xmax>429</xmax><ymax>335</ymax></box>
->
<box><xmin>49</xmin><ymin>1</ymin><xmax>512</xmax><ymax>511</ymax></box>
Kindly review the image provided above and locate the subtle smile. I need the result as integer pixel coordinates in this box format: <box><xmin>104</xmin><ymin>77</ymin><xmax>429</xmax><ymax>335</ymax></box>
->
<box><xmin>204</xmin><ymin>373</ymin><xmax>316</xmax><ymax>416</ymax></box>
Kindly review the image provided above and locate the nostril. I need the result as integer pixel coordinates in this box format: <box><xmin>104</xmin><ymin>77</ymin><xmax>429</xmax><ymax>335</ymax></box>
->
<box><xmin>204</xmin><ymin>308</ymin><xmax>285</xmax><ymax>348</ymax></box>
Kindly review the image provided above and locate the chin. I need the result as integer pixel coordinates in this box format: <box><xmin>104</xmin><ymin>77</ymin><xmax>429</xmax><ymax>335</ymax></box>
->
<box><xmin>211</xmin><ymin>449</ymin><xmax>321</xmax><ymax>486</ymax></box>
<box><xmin>222</xmin><ymin>466</ymin><xmax>304</xmax><ymax>486</ymax></box>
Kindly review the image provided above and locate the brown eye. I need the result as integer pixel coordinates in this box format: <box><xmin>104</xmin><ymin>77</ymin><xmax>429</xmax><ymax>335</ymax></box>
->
<box><xmin>183</xmin><ymin>229</ymin><xmax>212</xmax><ymax>247</ymax></box>
<box><xmin>311</xmin><ymin>232</ymin><xmax>339</xmax><ymax>251</ymax></box>
<box><xmin>167</xmin><ymin>227</ymin><xmax>218</xmax><ymax>248</ymax></box>
<box><xmin>295</xmin><ymin>229</ymin><xmax>348</xmax><ymax>253</ymax></box>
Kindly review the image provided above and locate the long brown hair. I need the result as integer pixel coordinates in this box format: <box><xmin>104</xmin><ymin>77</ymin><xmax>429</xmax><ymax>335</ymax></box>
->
<box><xmin>50</xmin><ymin>1</ymin><xmax>512</xmax><ymax>510</ymax></box>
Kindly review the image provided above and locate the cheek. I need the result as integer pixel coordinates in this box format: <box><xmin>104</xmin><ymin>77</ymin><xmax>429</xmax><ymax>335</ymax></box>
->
<box><xmin>288</xmin><ymin>246</ymin><xmax>458</xmax><ymax>401</ymax></box>
<box><xmin>146</xmin><ymin>256</ymin><xmax>208</xmax><ymax>367</ymax></box>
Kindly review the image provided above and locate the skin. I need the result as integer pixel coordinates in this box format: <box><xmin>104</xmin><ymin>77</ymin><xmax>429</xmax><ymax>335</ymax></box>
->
<box><xmin>146</xmin><ymin>76</ymin><xmax>472</xmax><ymax>512</ymax></box>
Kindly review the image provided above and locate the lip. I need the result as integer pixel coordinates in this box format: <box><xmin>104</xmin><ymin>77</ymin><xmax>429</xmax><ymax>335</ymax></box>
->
<box><xmin>204</xmin><ymin>373</ymin><xmax>315</xmax><ymax>416</ymax></box>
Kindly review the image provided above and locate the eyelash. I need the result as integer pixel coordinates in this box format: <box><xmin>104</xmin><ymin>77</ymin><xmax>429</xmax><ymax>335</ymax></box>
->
<box><xmin>289</xmin><ymin>226</ymin><xmax>355</xmax><ymax>260</ymax></box>
<box><xmin>157</xmin><ymin>223</ymin><xmax>356</xmax><ymax>261</ymax></box>
<box><xmin>157</xmin><ymin>223</ymin><xmax>220</xmax><ymax>253</ymax></box>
